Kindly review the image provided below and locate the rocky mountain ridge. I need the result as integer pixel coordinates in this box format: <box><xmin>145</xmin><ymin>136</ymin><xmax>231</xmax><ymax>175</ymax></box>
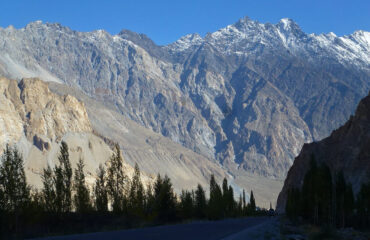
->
<box><xmin>0</xmin><ymin>17</ymin><xmax>369</xmax><ymax>182</ymax></box>
<box><xmin>168</xmin><ymin>17</ymin><xmax>370</xmax><ymax>68</ymax></box>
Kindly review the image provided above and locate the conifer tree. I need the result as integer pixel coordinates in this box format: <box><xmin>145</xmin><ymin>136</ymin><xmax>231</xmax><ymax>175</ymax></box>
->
<box><xmin>222</xmin><ymin>178</ymin><xmax>228</xmax><ymax>216</ymax></box>
<box><xmin>128</xmin><ymin>163</ymin><xmax>145</xmax><ymax>216</ymax></box>
<box><xmin>152</xmin><ymin>173</ymin><xmax>163</xmax><ymax>220</ymax></box>
<box><xmin>54</xmin><ymin>141</ymin><xmax>72</xmax><ymax>213</ymax></box>
<box><xmin>145</xmin><ymin>182</ymin><xmax>155</xmax><ymax>217</ymax></box>
<box><xmin>300</xmin><ymin>156</ymin><xmax>333</xmax><ymax>225</ymax></box>
<box><xmin>237</xmin><ymin>194</ymin><xmax>243</xmax><ymax>215</ymax></box>
<box><xmin>208</xmin><ymin>174</ymin><xmax>223</xmax><ymax>219</ymax></box>
<box><xmin>220</xmin><ymin>178</ymin><xmax>235</xmax><ymax>217</ymax></box>
<box><xmin>316</xmin><ymin>163</ymin><xmax>332</xmax><ymax>224</ymax></box>
<box><xmin>94</xmin><ymin>164</ymin><xmax>108</xmax><ymax>213</ymax></box>
<box><xmin>28</xmin><ymin>188</ymin><xmax>44</xmax><ymax>216</ymax></box>
<box><xmin>41</xmin><ymin>165</ymin><xmax>56</xmax><ymax>212</ymax></box>
<box><xmin>153</xmin><ymin>174</ymin><xmax>177</xmax><ymax>222</ymax></box>
<box><xmin>154</xmin><ymin>174</ymin><xmax>163</xmax><ymax>199</ymax></box>
<box><xmin>0</xmin><ymin>145</ymin><xmax>12</xmax><ymax>212</ymax></box>
<box><xmin>247</xmin><ymin>190</ymin><xmax>256</xmax><ymax>215</ymax></box>
<box><xmin>227</xmin><ymin>185</ymin><xmax>235</xmax><ymax>216</ymax></box>
<box><xmin>0</xmin><ymin>145</ymin><xmax>30</xmax><ymax>212</ymax></box>
<box><xmin>222</xmin><ymin>178</ymin><xmax>228</xmax><ymax>198</ymax></box>
<box><xmin>73</xmin><ymin>158</ymin><xmax>91</xmax><ymax>213</ymax></box>
<box><xmin>0</xmin><ymin>180</ymin><xmax>3</xmax><ymax>212</ymax></box>
<box><xmin>179</xmin><ymin>190</ymin><xmax>194</xmax><ymax>219</ymax></box>
<box><xmin>107</xmin><ymin>144</ymin><xmax>127</xmax><ymax>213</ymax></box>
<box><xmin>301</xmin><ymin>156</ymin><xmax>318</xmax><ymax>221</ymax></box>
<box><xmin>194</xmin><ymin>184</ymin><xmax>206</xmax><ymax>219</ymax></box>
<box><xmin>242</xmin><ymin>189</ymin><xmax>246</xmax><ymax>212</ymax></box>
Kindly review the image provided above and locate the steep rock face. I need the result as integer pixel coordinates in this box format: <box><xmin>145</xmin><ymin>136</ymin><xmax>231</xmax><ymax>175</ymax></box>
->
<box><xmin>0</xmin><ymin>18</ymin><xmax>369</xmax><ymax>180</ymax></box>
<box><xmin>48</xmin><ymin>81</ymin><xmax>230</xmax><ymax>197</ymax></box>
<box><xmin>0</xmin><ymin>77</ymin><xmax>147</xmax><ymax>188</ymax></box>
<box><xmin>277</xmin><ymin>92</ymin><xmax>370</xmax><ymax>212</ymax></box>
<box><xmin>0</xmin><ymin>77</ymin><xmax>91</xmax><ymax>149</ymax></box>
<box><xmin>0</xmin><ymin>77</ymin><xmax>226</xmax><ymax>194</ymax></box>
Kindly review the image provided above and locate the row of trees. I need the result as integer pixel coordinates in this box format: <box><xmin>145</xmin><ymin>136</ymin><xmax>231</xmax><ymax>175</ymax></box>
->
<box><xmin>0</xmin><ymin>142</ymin><xmax>264</xmax><ymax>238</ymax></box>
<box><xmin>285</xmin><ymin>156</ymin><xmax>370</xmax><ymax>229</ymax></box>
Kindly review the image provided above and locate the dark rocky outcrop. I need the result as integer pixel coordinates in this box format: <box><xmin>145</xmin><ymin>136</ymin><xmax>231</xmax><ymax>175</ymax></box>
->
<box><xmin>33</xmin><ymin>135</ymin><xmax>50</xmax><ymax>151</ymax></box>
<box><xmin>277</xmin><ymin>92</ymin><xmax>370</xmax><ymax>212</ymax></box>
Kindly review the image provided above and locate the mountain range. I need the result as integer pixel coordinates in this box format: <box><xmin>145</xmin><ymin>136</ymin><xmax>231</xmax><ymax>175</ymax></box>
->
<box><xmin>0</xmin><ymin>17</ymin><xmax>369</xmax><ymax>206</ymax></box>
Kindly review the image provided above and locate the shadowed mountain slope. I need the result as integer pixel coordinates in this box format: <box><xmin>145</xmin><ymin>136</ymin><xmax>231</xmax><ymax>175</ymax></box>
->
<box><xmin>277</xmin><ymin>92</ymin><xmax>370</xmax><ymax>212</ymax></box>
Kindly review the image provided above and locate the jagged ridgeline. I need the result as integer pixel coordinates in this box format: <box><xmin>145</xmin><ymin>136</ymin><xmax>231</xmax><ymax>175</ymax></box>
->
<box><xmin>277</xmin><ymin>91</ymin><xmax>370</xmax><ymax>228</ymax></box>
<box><xmin>0</xmin><ymin>17</ymin><xmax>369</xmax><ymax>207</ymax></box>
<box><xmin>1</xmin><ymin>18</ymin><xmax>369</xmax><ymax>180</ymax></box>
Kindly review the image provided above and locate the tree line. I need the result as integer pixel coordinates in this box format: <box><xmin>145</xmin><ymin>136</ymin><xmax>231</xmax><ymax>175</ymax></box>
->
<box><xmin>0</xmin><ymin>142</ymin><xmax>267</xmax><ymax>238</ymax></box>
<box><xmin>285</xmin><ymin>155</ymin><xmax>370</xmax><ymax>229</ymax></box>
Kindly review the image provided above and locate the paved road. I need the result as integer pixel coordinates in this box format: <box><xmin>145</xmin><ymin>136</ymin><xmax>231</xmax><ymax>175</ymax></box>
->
<box><xmin>33</xmin><ymin>217</ymin><xmax>271</xmax><ymax>240</ymax></box>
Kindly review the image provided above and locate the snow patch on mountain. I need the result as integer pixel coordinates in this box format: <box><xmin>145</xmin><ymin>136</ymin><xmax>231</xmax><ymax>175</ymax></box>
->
<box><xmin>166</xmin><ymin>33</ymin><xmax>203</xmax><ymax>52</ymax></box>
<box><xmin>166</xmin><ymin>17</ymin><xmax>370</xmax><ymax>69</ymax></box>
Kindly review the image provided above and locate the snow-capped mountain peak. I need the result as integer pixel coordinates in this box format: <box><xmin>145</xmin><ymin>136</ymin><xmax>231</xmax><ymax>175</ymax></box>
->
<box><xmin>166</xmin><ymin>33</ymin><xmax>203</xmax><ymax>52</ymax></box>
<box><xmin>27</xmin><ymin>20</ymin><xmax>43</xmax><ymax>26</ymax></box>
<box><xmin>351</xmin><ymin>30</ymin><xmax>370</xmax><ymax>47</ymax></box>
<box><xmin>278</xmin><ymin>18</ymin><xmax>296</xmax><ymax>29</ymax></box>
<box><xmin>165</xmin><ymin>17</ymin><xmax>369</xmax><ymax>69</ymax></box>
<box><xmin>0</xmin><ymin>17</ymin><xmax>370</xmax><ymax>203</ymax></box>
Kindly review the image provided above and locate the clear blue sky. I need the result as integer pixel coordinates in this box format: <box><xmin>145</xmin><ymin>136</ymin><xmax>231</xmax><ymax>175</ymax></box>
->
<box><xmin>1</xmin><ymin>0</ymin><xmax>369</xmax><ymax>45</ymax></box>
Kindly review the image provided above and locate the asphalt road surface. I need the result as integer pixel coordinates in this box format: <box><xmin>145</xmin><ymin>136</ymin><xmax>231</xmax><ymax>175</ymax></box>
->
<box><xmin>33</xmin><ymin>217</ymin><xmax>271</xmax><ymax>240</ymax></box>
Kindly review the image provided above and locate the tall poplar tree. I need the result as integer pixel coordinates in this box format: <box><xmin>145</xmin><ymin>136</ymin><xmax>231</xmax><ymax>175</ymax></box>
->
<box><xmin>41</xmin><ymin>165</ymin><xmax>56</xmax><ymax>212</ymax></box>
<box><xmin>0</xmin><ymin>145</ymin><xmax>30</xmax><ymax>212</ymax></box>
<box><xmin>222</xmin><ymin>178</ymin><xmax>229</xmax><ymax>216</ymax></box>
<box><xmin>248</xmin><ymin>190</ymin><xmax>256</xmax><ymax>215</ymax></box>
<box><xmin>94</xmin><ymin>164</ymin><xmax>108</xmax><ymax>212</ymax></box>
<box><xmin>73</xmin><ymin>158</ymin><xmax>91</xmax><ymax>213</ymax></box>
<box><xmin>208</xmin><ymin>174</ymin><xmax>223</xmax><ymax>219</ymax></box>
<box><xmin>145</xmin><ymin>182</ymin><xmax>155</xmax><ymax>217</ymax></box>
<box><xmin>54</xmin><ymin>141</ymin><xmax>72</xmax><ymax>213</ymax></box>
<box><xmin>242</xmin><ymin>189</ymin><xmax>246</xmax><ymax>212</ymax></box>
<box><xmin>179</xmin><ymin>190</ymin><xmax>194</xmax><ymax>219</ymax></box>
<box><xmin>128</xmin><ymin>163</ymin><xmax>145</xmax><ymax>216</ymax></box>
<box><xmin>194</xmin><ymin>184</ymin><xmax>206</xmax><ymax>219</ymax></box>
<box><xmin>153</xmin><ymin>174</ymin><xmax>177</xmax><ymax>222</ymax></box>
<box><xmin>107</xmin><ymin>144</ymin><xmax>127</xmax><ymax>213</ymax></box>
